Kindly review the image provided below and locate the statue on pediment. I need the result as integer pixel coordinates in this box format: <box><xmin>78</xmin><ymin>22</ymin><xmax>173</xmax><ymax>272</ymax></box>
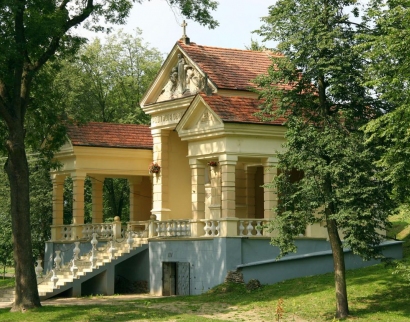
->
<box><xmin>157</xmin><ymin>53</ymin><xmax>206</xmax><ymax>102</ymax></box>
<box><xmin>157</xmin><ymin>67</ymin><xmax>178</xmax><ymax>102</ymax></box>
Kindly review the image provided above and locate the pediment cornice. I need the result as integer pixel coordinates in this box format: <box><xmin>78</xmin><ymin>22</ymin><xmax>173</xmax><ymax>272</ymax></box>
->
<box><xmin>141</xmin><ymin>43</ymin><xmax>216</xmax><ymax>107</ymax></box>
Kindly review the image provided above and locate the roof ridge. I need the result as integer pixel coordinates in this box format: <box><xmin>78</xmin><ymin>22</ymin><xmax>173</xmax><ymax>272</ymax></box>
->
<box><xmin>178</xmin><ymin>40</ymin><xmax>267</xmax><ymax>53</ymax></box>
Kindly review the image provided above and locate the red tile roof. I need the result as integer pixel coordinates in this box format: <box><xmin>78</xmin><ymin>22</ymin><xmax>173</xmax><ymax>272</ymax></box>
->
<box><xmin>66</xmin><ymin>122</ymin><xmax>153</xmax><ymax>149</ymax></box>
<box><xmin>201</xmin><ymin>94</ymin><xmax>286</xmax><ymax>125</ymax></box>
<box><xmin>178</xmin><ymin>41</ymin><xmax>280</xmax><ymax>91</ymax></box>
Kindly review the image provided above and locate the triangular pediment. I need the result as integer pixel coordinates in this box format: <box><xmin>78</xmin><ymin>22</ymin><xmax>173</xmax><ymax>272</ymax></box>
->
<box><xmin>176</xmin><ymin>95</ymin><xmax>223</xmax><ymax>136</ymax></box>
<box><xmin>140</xmin><ymin>43</ymin><xmax>216</xmax><ymax>108</ymax></box>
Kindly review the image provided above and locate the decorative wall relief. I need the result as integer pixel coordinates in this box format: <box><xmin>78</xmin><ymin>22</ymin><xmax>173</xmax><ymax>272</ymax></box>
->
<box><xmin>151</xmin><ymin>111</ymin><xmax>184</xmax><ymax>126</ymax></box>
<box><xmin>157</xmin><ymin>53</ymin><xmax>207</xmax><ymax>102</ymax></box>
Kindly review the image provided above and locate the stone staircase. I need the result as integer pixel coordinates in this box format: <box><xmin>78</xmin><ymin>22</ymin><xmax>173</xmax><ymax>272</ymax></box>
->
<box><xmin>37</xmin><ymin>237</ymin><xmax>148</xmax><ymax>300</ymax></box>
<box><xmin>0</xmin><ymin>237</ymin><xmax>149</xmax><ymax>304</ymax></box>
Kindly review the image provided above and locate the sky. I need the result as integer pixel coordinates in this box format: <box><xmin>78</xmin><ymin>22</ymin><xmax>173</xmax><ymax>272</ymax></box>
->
<box><xmin>99</xmin><ymin>0</ymin><xmax>276</xmax><ymax>55</ymax></box>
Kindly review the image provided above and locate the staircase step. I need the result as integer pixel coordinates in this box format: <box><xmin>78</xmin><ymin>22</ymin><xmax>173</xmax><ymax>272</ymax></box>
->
<box><xmin>37</xmin><ymin>240</ymin><xmax>147</xmax><ymax>300</ymax></box>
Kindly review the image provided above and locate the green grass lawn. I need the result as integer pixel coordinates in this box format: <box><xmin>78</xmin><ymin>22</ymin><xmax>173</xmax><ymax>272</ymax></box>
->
<box><xmin>0</xmin><ymin>215</ymin><xmax>408</xmax><ymax>321</ymax></box>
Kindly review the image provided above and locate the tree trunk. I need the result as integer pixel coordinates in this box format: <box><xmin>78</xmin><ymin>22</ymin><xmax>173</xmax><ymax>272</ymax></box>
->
<box><xmin>5</xmin><ymin>125</ymin><xmax>41</xmax><ymax>311</ymax></box>
<box><xmin>326</xmin><ymin>218</ymin><xmax>349</xmax><ymax>319</ymax></box>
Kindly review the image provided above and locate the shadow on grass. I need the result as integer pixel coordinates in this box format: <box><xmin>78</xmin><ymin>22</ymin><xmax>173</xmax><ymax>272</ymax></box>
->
<box><xmin>0</xmin><ymin>303</ymin><xmax>228</xmax><ymax>322</ymax></box>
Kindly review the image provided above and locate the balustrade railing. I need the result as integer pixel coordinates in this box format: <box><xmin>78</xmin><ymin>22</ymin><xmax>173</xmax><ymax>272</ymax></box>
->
<box><xmin>51</xmin><ymin>218</ymin><xmax>270</xmax><ymax>241</ymax></box>
<box><xmin>154</xmin><ymin>220</ymin><xmax>191</xmax><ymax>237</ymax></box>
<box><xmin>82</xmin><ymin>224</ymin><xmax>114</xmax><ymax>239</ymax></box>
<box><xmin>238</xmin><ymin>220</ymin><xmax>267</xmax><ymax>236</ymax></box>
<box><xmin>202</xmin><ymin>220</ymin><xmax>220</xmax><ymax>236</ymax></box>
<box><xmin>200</xmin><ymin>219</ymin><xmax>268</xmax><ymax>237</ymax></box>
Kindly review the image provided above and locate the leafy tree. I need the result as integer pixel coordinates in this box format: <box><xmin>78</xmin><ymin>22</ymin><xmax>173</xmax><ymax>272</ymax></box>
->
<box><xmin>29</xmin><ymin>162</ymin><xmax>53</xmax><ymax>261</ymax></box>
<box><xmin>57</xmin><ymin>29</ymin><xmax>163</xmax><ymax>124</ymax></box>
<box><xmin>361</xmin><ymin>0</ymin><xmax>410</xmax><ymax>205</ymax></box>
<box><xmin>255</xmin><ymin>0</ymin><xmax>394</xmax><ymax>318</ymax></box>
<box><xmin>0</xmin><ymin>0</ymin><xmax>218</xmax><ymax>311</ymax></box>
<box><xmin>104</xmin><ymin>178</ymin><xmax>130</xmax><ymax>221</ymax></box>
<box><xmin>0</xmin><ymin>171</ymin><xmax>13</xmax><ymax>278</ymax></box>
<box><xmin>245</xmin><ymin>38</ymin><xmax>266</xmax><ymax>51</ymax></box>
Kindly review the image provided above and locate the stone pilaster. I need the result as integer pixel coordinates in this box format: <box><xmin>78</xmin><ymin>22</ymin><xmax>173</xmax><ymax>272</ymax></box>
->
<box><xmin>91</xmin><ymin>177</ymin><xmax>104</xmax><ymax>224</ymax></box>
<box><xmin>51</xmin><ymin>174</ymin><xmax>65</xmax><ymax>241</ymax></box>
<box><xmin>72</xmin><ymin>174</ymin><xmax>86</xmax><ymax>225</ymax></box>
<box><xmin>151</xmin><ymin>129</ymin><xmax>170</xmax><ymax>221</ymax></box>
<box><xmin>209</xmin><ymin>162</ymin><xmax>221</xmax><ymax>219</ymax></box>
<box><xmin>190</xmin><ymin>159</ymin><xmax>206</xmax><ymax>221</ymax></box>
<box><xmin>51</xmin><ymin>174</ymin><xmax>65</xmax><ymax>226</ymax></box>
<box><xmin>219</xmin><ymin>155</ymin><xmax>238</xmax><ymax>218</ymax></box>
<box><xmin>263</xmin><ymin>158</ymin><xmax>278</xmax><ymax>220</ymax></box>
<box><xmin>189</xmin><ymin>159</ymin><xmax>206</xmax><ymax>237</ymax></box>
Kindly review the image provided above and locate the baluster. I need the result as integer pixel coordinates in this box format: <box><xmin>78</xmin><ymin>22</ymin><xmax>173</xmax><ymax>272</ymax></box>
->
<box><xmin>108</xmin><ymin>241</ymin><xmax>116</xmax><ymax>260</ymax></box>
<box><xmin>176</xmin><ymin>221</ymin><xmax>181</xmax><ymax>236</ymax></box>
<box><xmin>82</xmin><ymin>226</ymin><xmax>87</xmax><ymax>239</ymax></box>
<box><xmin>35</xmin><ymin>259</ymin><xmax>43</xmax><ymax>278</ymax></box>
<box><xmin>210</xmin><ymin>221</ymin><xmax>216</xmax><ymax>236</ymax></box>
<box><xmin>100</xmin><ymin>225</ymin><xmax>106</xmax><ymax>238</ymax></box>
<box><xmin>186</xmin><ymin>221</ymin><xmax>190</xmax><ymax>236</ymax></box>
<box><xmin>203</xmin><ymin>220</ymin><xmax>211</xmax><ymax>236</ymax></box>
<box><xmin>176</xmin><ymin>221</ymin><xmax>180</xmax><ymax>236</ymax></box>
<box><xmin>54</xmin><ymin>250</ymin><xmax>62</xmax><ymax>270</ymax></box>
<box><xmin>71</xmin><ymin>259</ymin><xmax>78</xmax><ymax>277</ymax></box>
<box><xmin>161</xmin><ymin>222</ymin><xmax>167</xmax><ymax>236</ymax></box>
<box><xmin>107</xmin><ymin>224</ymin><xmax>113</xmax><ymax>238</ymax></box>
<box><xmin>246</xmin><ymin>221</ymin><xmax>254</xmax><ymax>236</ymax></box>
<box><xmin>239</xmin><ymin>221</ymin><xmax>245</xmax><ymax>236</ymax></box>
<box><xmin>90</xmin><ymin>233</ymin><xmax>98</xmax><ymax>268</ymax></box>
<box><xmin>216</xmin><ymin>221</ymin><xmax>220</xmax><ymax>236</ymax></box>
<box><xmin>256</xmin><ymin>220</ymin><xmax>263</xmax><ymax>236</ymax></box>
<box><xmin>51</xmin><ymin>269</ymin><xmax>59</xmax><ymax>286</ymax></box>
<box><xmin>127</xmin><ymin>231</ymin><xmax>134</xmax><ymax>249</ymax></box>
<box><xmin>73</xmin><ymin>241</ymin><xmax>80</xmax><ymax>260</ymax></box>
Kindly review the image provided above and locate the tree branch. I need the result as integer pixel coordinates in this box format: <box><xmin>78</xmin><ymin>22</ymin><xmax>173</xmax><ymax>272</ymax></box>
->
<box><xmin>32</xmin><ymin>0</ymin><xmax>95</xmax><ymax>73</ymax></box>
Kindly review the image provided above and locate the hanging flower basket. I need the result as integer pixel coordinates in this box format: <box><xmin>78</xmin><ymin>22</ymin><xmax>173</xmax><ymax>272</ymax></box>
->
<box><xmin>207</xmin><ymin>161</ymin><xmax>219</xmax><ymax>167</ymax></box>
<box><xmin>149</xmin><ymin>162</ymin><xmax>161</xmax><ymax>174</ymax></box>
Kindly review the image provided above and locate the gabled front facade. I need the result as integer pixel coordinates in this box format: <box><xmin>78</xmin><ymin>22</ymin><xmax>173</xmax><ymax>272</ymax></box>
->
<box><xmin>44</xmin><ymin>38</ymin><xmax>402</xmax><ymax>298</ymax></box>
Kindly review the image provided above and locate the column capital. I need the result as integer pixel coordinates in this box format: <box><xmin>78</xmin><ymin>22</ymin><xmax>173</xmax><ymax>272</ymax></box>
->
<box><xmin>218</xmin><ymin>154</ymin><xmax>238</xmax><ymax>164</ymax></box>
<box><xmin>50</xmin><ymin>174</ymin><xmax>66</xmax><ymax>184</ymax></box>
<box><xmin>189</xmin><ymin>158</ymin><xmax>206</xmax><ymax>168</ymax></box>
<box><xmin>151</xmin><ymin>128</ymin><xmax>171</xmax><ymax>137</ymax></box>
<box><xmin>263</xmin><ymin>156</ymin><xmax>278</xmax><ymax>166</ymax></box>
<box><xmin>71</xmin><ymin>172</ymin><xmax>87</xmax><ymax>181</ymax></box>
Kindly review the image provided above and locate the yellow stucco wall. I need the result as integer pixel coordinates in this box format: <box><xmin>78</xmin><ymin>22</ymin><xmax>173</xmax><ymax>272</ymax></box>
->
<box><xmin>166</xmin><ymin>131</ymin><xmax>192</xmax><ymax>220</ymax></box>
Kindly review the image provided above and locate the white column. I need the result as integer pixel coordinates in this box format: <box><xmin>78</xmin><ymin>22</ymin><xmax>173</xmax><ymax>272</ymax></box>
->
<box><xmin>219</xmin><ymin>155</ymin><xmax>238</xmax><ymax>218</ymax></box>
<box><xmin>190</xmin><ymin>159</ymin><xmax>206</xmax><ymax>237</ymax></box>
<box><xmin>209</xmin><ymin>162</ymin><xmax>221</xmax><ymax>219</ymax></box>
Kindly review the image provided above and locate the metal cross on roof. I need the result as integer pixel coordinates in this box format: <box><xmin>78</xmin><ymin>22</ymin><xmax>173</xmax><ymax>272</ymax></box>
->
<box><xmin>181</xmin><ymin>20</ymin><xmax>187</xmax><ymax>38</ymax></box>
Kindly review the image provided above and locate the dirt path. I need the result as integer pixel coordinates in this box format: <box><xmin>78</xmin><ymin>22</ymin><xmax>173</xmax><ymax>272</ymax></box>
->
<box><xmin>0</xmin><ymin>294</ymin><xmax>309</xmax><ymax>321</ymax></box>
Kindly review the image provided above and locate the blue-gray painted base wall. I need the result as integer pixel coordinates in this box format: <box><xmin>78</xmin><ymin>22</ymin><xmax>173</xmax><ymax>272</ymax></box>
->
<box><xmin>44</xmin><ymin>238</ymin><xmax>403</xmax><ymax>297</ymax></box>
<box><xmin>149</xmin><ymin>238</ymin><xmax>403</xmax><ymax>296</ymax></box>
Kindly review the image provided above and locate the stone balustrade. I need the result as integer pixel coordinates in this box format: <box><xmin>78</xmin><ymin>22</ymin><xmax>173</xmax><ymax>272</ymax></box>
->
<box><xmin>154</xmin><ymin>220</ymin><xmax>191</xmax><ymax>237</ymax></box>
<box><xmin>200</xmin><ymin>219</ymin><xmax>269</xmax><ymax>237</ymax></box>
<box><xmin>50</xmin><ymin>217</ymin><xmax>270</xmax><ymax>241</ymax></box>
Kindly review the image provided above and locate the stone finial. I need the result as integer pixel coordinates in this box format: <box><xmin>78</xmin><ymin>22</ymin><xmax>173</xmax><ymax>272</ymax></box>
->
<box><xmin>181</xmin><ymin>20</ymin><xmax>190</xmax><ymax>44</ymax></box>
